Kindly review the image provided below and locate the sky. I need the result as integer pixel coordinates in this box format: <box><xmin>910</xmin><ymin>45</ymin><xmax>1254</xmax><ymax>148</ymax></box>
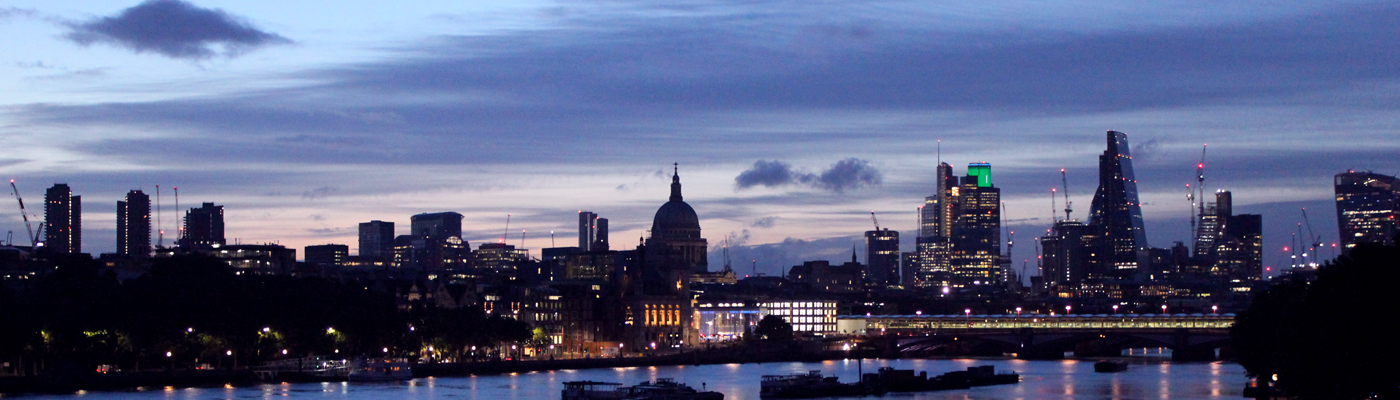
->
<box><xmin>2</xmin><ymin>0</ymin><xmax>1398</xmax><ymax>279</ymax></box>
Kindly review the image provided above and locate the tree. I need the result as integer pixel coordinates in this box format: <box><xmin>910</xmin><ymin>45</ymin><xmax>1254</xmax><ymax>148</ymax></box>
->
<box><xmin>1231</xmin><ymin>241</ymin><xmax>1400</xmax><ymax>400</ymax></box>
<box><xmin>754</xmin><ymin>315</ymin><xmax>793</xmax><ymax>342</ymax></box>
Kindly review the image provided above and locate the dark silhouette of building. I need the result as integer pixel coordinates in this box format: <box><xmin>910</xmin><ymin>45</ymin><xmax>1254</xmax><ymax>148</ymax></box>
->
<box><xmin>116</xmin><ymin>189</ymin><xmax>150</xmax><ymax>257</ymax></box>
<box><xmin>358</xmin><ymin>220</ymin><xmax>395</xmax><ymax>258</ymax></box>
<box><xmin>1087</xmin><ymin>130</ymin><xmax>1149</xmax><ymax>278</ymax></box>
<box><xmin>634</xmin><ymin>163</ymin><xmax>706</xmax><ymax>348</ymax></box>
<box><xmin>410</xmin><ymin>212</ymin><xmax>463</xmax><ymax>240</ymax></box>
<box><xmin>578</xmin><ymin>211</ymin><xmax>609</xmax><ymax>252</ymax></box>
<box><xmin>1334</xmin><ymin>170</ymin><xmax>1399</xmax><ymax>253</ymax></box>
<box><xmin>1189</xmin><ymin>191</ymin><xmax>1263</xmax><ymax>288</ymax></box>
<box><xmin>865</xmin><ymin>228</ymin><xmax>899</xmax><ymax>286</ymax></box>
<box><xmin>912</xmin><ymin>162</ymin><xmax>1001</xmax><ymax>287</ymax></box>
<box><xmin>44</xmin><ymin>183</ymin><xmax>81</xmax><ymax>254</ymax></box>
<box><xmin>788</xmin><ymin>256</ymin><xmax>864</xmax><ymax>294</ymax></box>
<box><xmin>305</xmin><ymin>244</ymin><xmax>348</xmax><ymax>267</ymax></box>
<box><xmin>180</xmin><ymin>202</ymin><xmax>224</xmax><ymax>247</ymax></box>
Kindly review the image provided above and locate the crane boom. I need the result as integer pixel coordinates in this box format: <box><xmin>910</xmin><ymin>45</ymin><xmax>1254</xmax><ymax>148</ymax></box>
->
<box><xmin>1196</xmin><ymin>144</ymin><xmax>1207</xmax><ymax>232</ymax></box>
<box><xmin>1301</xmin><ymin>208</ymin><xmax>1322</xmax><ymax>249</ymax></box>
<box><xmin>870</xmin><ymin>211</ymin><xmax>879</xmax><ymax>231</ymax></box>
<box><xmin>1060</xmin><ymin>168</ymin><xmax>1072</xmax><ymax>221</ymax></box>
<box><xmin>502</xmin><ymin>214</ymin><xmax>511</xmax><ymax>244</ymax></box>
<box><xmin>9</xmin><ymin>180</ymin><xmax>37</xmax><ymax>247</ymax></box>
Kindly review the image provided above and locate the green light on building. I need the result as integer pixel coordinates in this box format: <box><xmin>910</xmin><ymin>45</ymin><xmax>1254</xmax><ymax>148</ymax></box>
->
<box><xmin>967</xmin><ymin>163</ymin><xmax>991</xmax><ymax>187</ymax></box>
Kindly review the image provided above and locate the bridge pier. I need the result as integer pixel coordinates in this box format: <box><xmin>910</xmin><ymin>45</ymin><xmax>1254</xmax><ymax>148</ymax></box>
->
<box><xmin>1170</xmin><ymin>347</ymin><xmax>1217</xmax><ymax>362</ymax></box>
<box><xmin>1074</xmin><ymin>339</ymin><xmax>1122</xmax><ymax>358</ymax></box>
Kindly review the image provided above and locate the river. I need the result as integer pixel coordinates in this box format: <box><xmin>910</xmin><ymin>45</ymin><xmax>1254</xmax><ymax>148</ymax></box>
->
<box><xmin>8</xmin><ymin>358</ymin><xmax>1247</xmax><ymax>400</ymax></box>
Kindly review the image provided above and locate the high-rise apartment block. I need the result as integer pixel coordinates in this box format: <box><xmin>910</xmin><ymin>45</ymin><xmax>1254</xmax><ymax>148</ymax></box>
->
<box><xmin>358</xmin><ymin>220</ymin><xmax>395</xmax><ymax>258</ymax></box>
<box><xmin>44</xmin><ymin>183</ymin><xmax>81</xmax><ymax>254</ymax></box>
<box><xmin>116</xmin><ymin>189</ymin><xmax>151</xmax><ymax>257</ymax></box>
<box><xmin>181</xmin><ymin>202</ymin><xmax>225</xmax><ymax>247</ymax></box>
<box><xmin>410</xmin><ymin>212</ymin><xmax>463</xmax><ymax>240</ymax></box>
<box><xmin>1334</xmin><ymin>171</ymin><xmax>1400</xmax><ymax>252</ymax></box>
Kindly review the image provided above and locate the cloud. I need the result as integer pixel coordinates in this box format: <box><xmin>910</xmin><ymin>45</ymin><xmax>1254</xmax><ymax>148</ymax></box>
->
<box><xmin>751</xmin><ymin>216</ymin><xmax>778</xmax><ymax>228</ymax></box>
<box><xmin>63</xmin><ymin>0</ymin><xmax>290</xmax><ymax>60</ymax></box>
<box><xmin>1132</xmin><ymin>138</ymin><xmax>1161</xmax><ymax>160</ymax></box>
<box><xmin>734</xmin><ymin>158</ymin><xmax>882</xmax><ymax>193</ymax></box>
<box><xmin>301</xmin><ymin>186</ymin><xmax>337</xmax><ymax>200</ymax></box>
<box><xmin>0</xmin><ymin>7</ymin><xmax>37</xmax><ymax>20</ymax></box>
<box><xmin>735</xmin><ymin>160</ymin><xmax>803</xmax><ymax>189</ymax></box>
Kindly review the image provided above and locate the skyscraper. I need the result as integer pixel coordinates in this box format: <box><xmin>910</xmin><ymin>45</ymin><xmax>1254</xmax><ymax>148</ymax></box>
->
<box><xmin>116</xmin><ymin>189</ymin><xmax>151</xmax><ymax>257</ymax></box>
<box><xmin>579</xmin><ymin>211</ymin><xmax>597</xmax><ymax>250</ymax></box>
<box><xmin>578</xmin><ymin>212</ymin><xmax>610</xmax><ymax>251</ymax></box>
<box><xmin>913</xmin><ymin>162</ymin><xmax>1001</xmax><ymax>286</ymax></box>
<box><xmin>865</xmin><ymin>228</ymin><xmax>900</xmax><ymax>286</ymax></box>
<box><xmin>358</xmin><ymin>220</ymin><xmax>395</xmax><ymax>258</ymax></box>
<box><xmin>181</xmin><ymin>202</ymin><xmax>225</xmax><ymax>247</ymax></box>
<box><xmin>44</xmin><ymin>183</ymin><xmax>81</xmax><ymax>254</ymax></box>
<box><xmin>1087</xmin><ymin>130</ymin><xmax>1149</xmax><ymax>278</ymax></box>
<box><xmin>1191</xmin><ymin>190</ymin><xmax>1263</xmax><ymax>286</ymax></box>
<box><xmin>1334</xmin><ymin>171</ymin><xmax>1400</xmax><ymax>253</ymax></box>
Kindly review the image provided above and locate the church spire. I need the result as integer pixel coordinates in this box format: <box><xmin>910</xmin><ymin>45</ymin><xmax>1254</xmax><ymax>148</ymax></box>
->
<box><xmin>670</xmin><ymin>162</ymin><xmax>682</xmax><ymax>202</ymax></box>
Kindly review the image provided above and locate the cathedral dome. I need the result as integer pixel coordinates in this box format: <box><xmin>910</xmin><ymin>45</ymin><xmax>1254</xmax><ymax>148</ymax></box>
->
<box><xmin>651</xmin><ymin>164</ymin><xmax>701</xmax><ymax>239</ymax></box>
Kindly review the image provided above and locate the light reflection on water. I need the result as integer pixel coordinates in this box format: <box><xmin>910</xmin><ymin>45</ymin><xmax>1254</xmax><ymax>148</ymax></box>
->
<box><xmin>16</xmin><ymin>359</ymin><xmax>1246</xmax><ymax>400</ymax></box>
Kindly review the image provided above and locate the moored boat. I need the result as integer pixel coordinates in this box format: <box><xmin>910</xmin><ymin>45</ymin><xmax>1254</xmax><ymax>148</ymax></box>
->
<box><xmin>1094</xmin><ymin>360</ymin><xmax>1129</xmax><ymax>373</ymax></box>
<box><xmin>347</xmin><ymin>357</ymin><xmax>412</xmax><ymax>382</ymax></box>
<box><xmin>759</xmin><ymin>370</ymin><xmax>884</xmax><ymax>399</ymax></box>
<box><xmin>563</xmin><ymin>378</ymin><xmax>723</xmax><ymax>400</ymax></box>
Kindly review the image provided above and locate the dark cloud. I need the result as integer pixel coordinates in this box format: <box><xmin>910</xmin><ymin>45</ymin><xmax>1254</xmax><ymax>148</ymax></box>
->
<box><xmin>815</xmin><ymin>158</ymin><xmax>882</xmax><ymax>193</ymax></box>
<box><xmin>1131</xmin><ymin>138</ymin><xmax>1161</xmax><ymax>160</ymax></box>
<box><xmin>734</xmin><ymin>158</ymin><xmax>882</xmax><ymax>193</ymax></box>
<box><xmin>64</xmin><ymin>0</ymin><xmax>290</xmax><ymax>60</ymax></box>
<box><xmin>301</xmin><ymin>186</ymin><xmax>337</xmax><ymax>200</ymax></box>
<box><xmin>751</xmin><ymin>216</ymin><xmax>778</xmax><ymax>228</ymax></box>
<box><xmin>734</xmin><ymin>160</ymin><xmax>802</xmax><ymax>189</ymax></box>
<box><xmin>710</xmin><ymin>235</ymin><xmax>866</xmax><ymax>275</ymax></box>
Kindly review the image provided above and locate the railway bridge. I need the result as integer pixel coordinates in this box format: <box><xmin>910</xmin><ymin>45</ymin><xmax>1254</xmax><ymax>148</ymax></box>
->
<box><xmin>835</xmin><ymin>313</ymin><xmax>1234</xmax><ymax>361</ymax></box>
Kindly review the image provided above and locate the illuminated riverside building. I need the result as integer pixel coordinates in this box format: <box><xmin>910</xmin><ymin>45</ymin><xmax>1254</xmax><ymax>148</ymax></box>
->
<box><xmin>866</xmin><ymin>228</ymin><xmax>900</xmax><ymax>286</ymax></box>
<box><xmin>696</xmin><ymin>299</ymin><xmax>838</xmax><ymax>339</ymax></box>
<box><xmin>1335</xmin><ymin>171</ymin><xmax>1400</xmax><ymax>253</ymax></box>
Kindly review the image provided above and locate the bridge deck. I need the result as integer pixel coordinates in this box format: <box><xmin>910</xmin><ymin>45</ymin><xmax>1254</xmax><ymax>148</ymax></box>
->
<box><xmin>839</xmin><ymin>313</ymin><xmax>1233</xmax><ymax>335</ymax></box>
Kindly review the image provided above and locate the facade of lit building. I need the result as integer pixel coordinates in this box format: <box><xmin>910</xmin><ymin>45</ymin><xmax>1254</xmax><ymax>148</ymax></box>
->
<box><xmin>305</xmin><ymin>244</ymin><xmax>348</xmax><ymax>267</ymax></box>
<box><xmin>116</xmin><ymin>189</ymin><xmax>150</xmax><ymax>257</ymax></box>
<box><xmin>181</xmin><ymin>202</ymin><xmax>225</xmax><ymax>247</ymax></box>
<box><xmin>44</xmin><ymin>183</ymin><xmax>81</xmax><ymax>254</ymax></box>
<box><xmin>1334</xmin><ymin>171</ymin><xmax>1400</xmax><ymax>252</ymax></box>
<box><xmin>913</xmin><ymin>162</ymin><xmax>1001</xmax><ymax>287</ymax></box>
<box><xmin>865</xmin><ymin>228</ymin><xmax>900</xmax><ymax>286</ymax></box>
<box><xmin>1087</xmin><ymin>130</ymin><xmax>1149</xmax><ymax>277</ymax></box>
<box><xmin>358</xmin><ymin>220</ymin><xmax>395</xmax><ymax>259</ymax></box>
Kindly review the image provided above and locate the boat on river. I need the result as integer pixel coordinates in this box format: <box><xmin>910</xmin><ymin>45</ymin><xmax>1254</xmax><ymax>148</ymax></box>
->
<box><xmin>1094</xmin><ymin>360</ymin><xmax>1129</xmax><ymax>373</ymax></box>
<box><xmin>877</xmin><ymin>365</ymin><xmax>1019</xmax><ymax>392</ymax></box>
<box><xmin>562</xmin><ymin>378</ymin><xmax>723</xmax><ymax>400</ymax></box>
<box><xmin>759</xmin><ymin>370</ymin><xmax>885</xmax><ymax>398</ymax></box>
<box><xmin>347</xmin><ymin>357</ymin><xmax>412</xmax><ymax>382</ymax></box>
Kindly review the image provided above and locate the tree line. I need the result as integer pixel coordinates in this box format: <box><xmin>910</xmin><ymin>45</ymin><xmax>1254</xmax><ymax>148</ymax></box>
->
<box><xmin>0</xmin><ymin>255</ymin><xmax>530</xmax><ymax>375</ymax></box>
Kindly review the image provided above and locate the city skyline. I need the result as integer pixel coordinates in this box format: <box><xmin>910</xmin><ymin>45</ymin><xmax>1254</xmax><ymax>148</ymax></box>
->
<box><xmin>4</xmin><ymin>1</ymin><xmax>1400</xmax><ymax>276</ymax></box>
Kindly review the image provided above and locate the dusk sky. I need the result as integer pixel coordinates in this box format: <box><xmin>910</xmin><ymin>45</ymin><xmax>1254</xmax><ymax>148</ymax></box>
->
<box><xmin>3</xmin><ymin>1</ymin><xmax>1398</xmax><ymax>278</ymax></box>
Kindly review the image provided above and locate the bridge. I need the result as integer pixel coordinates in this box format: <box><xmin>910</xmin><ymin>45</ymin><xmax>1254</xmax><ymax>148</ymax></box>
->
<box><xmin>835</xmin><ymin>313</ymin><xmax>1234</xmax><ymax>361</ymax></box>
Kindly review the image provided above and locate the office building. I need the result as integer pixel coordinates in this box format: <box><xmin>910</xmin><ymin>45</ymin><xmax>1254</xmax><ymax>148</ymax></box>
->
<box><xmin>358</xmin><ymin>220</ymin><xmax>395</xmax><ymax>258</ymax></box>
<box><xmin>181</xmin><ymin>202</ymin><xmax>225</xmax><ymax>247</ymax></box>
<box><xmin>1087</xmin><ymin>130</ymin><xmax>1149</xmax><ymax>278</ymax></box>
<box><xmin>44</xmin><ymin>183</ymin><xmax>81</xmax><ymax>254</ymax></box>
<box><xmin>116</xmin><ymin>189</ymin><xmax>150</xmax><ymax>257</ymax></box>
<box><xmin>912</xmin><ymin>162</ymin><xmax>1001</xmax><ymax>287</ymax></box>
<box><xmin>305</xmin><ymin>244</ymin><xmax>348</xmax><ymax>267</ymax></box>
<box><xmin>578</xmin><ymin>211</ymin><xmax>610</xmax><ymax>252</ymax></box>
<box><xmin>410</xmin><ymin>212</ymin><xmax>463</xmax><ymax>240</ymax></box>
<box><xmin>1335</xmin><ymin>171</ymin><xmax>1400</xmax><ymax>252</ymax></box>
<box><xmin>865</xmin><ymin>228</ymin><xmax>899</xmax><ymax>286</ymax></box>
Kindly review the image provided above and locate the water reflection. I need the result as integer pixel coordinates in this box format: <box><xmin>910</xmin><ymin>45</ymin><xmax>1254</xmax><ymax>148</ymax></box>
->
<box><xmin>18</xmin><ymin>359</ymin><xmax>1246</xmax><ymax>400</ymax></box>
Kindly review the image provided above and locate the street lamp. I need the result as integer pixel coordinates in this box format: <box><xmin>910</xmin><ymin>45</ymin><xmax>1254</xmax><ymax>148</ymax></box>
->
<box><xmin>1065</xmin><ymin>305</ymin><xmax>1071</xmax><ymax>315</ymax></box>
<box><xmin>1212</xmin><ymin>305</ymin><xmax>1218</xmax><ymax>314</ymax></box>
<box><xmin>1112</xmin><ymin>305</ymin><xmax>1118</xmax><ymax>314</ymax></box>
<box><xmin>964</xmin><ymin>308</ymin><xmax>971</xmax><ymax>327</ymax></box>
<box><xmin>1161</xmin><ymin>304</ymin><xmax>1167</xmax><ymax>314</ymax></box>
<box><xmin>1015</xmin><ymin>307</ymin><xmax>1021</xmax><ymax>316</ymax></box>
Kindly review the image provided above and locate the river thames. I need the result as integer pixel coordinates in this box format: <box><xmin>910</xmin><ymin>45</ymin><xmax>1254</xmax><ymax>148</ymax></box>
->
<box><xmin>10</xmin><ymin>358</ymin><xmax>1246</xmax><ymax>400</ymax></box>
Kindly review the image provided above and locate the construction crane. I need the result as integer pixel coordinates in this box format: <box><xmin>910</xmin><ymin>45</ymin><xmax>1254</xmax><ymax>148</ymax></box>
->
<box><xmin>1194</xmin><ymin>144</ymin><xmax>1207</xmax><ymax>236</ymax></box>
<box><xmin>156</xmin><ymin>185</ymin><xmax>164</xmax><ymax>248</ymax></box>
<box><xmin>1060</xmin><ymin>169</ymin><xmax>1073</xmax><ymax>221</ymax></box>
<box><xmin>9</xmin><ymin>179</ymin><xmax>38</xmax><ymax>247</ymax></box>
<box><xmin>501</xmin><ymin>214</ymin><xmax>511</xmax><ymax>244</ymax></box>
<box><xmin>1301</xmin><ymin>208</ymin><xmax>1323</xmax><ymax>257</ymax></box>
<box><xmin>1051</xmin><ymin>188</ymin><xmax>1058</xmax><ymax>223</ymax></box>
<box><xmin>1002</xmin><ymin>201</ymin><xmax>1014</xmax><ymax>267</ymax></box>
<box><xmin>174</xmin><ymin>187</ymin><xmax>182</xmax><ymax>242</ymax></box>
<box><xmin>870</xmin><ymin>211</ymin><xmax>880</xmax><ymax>231</ymax></box>
<box><xmin>723</xmin><ymin>235</ymin><xmax>733</xmax><ymax>272</ymax></box>
<box><xmin>1186</xmin><ymin>183</ymin><xmax>1195</xmax><ymax>240</ymax></box>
